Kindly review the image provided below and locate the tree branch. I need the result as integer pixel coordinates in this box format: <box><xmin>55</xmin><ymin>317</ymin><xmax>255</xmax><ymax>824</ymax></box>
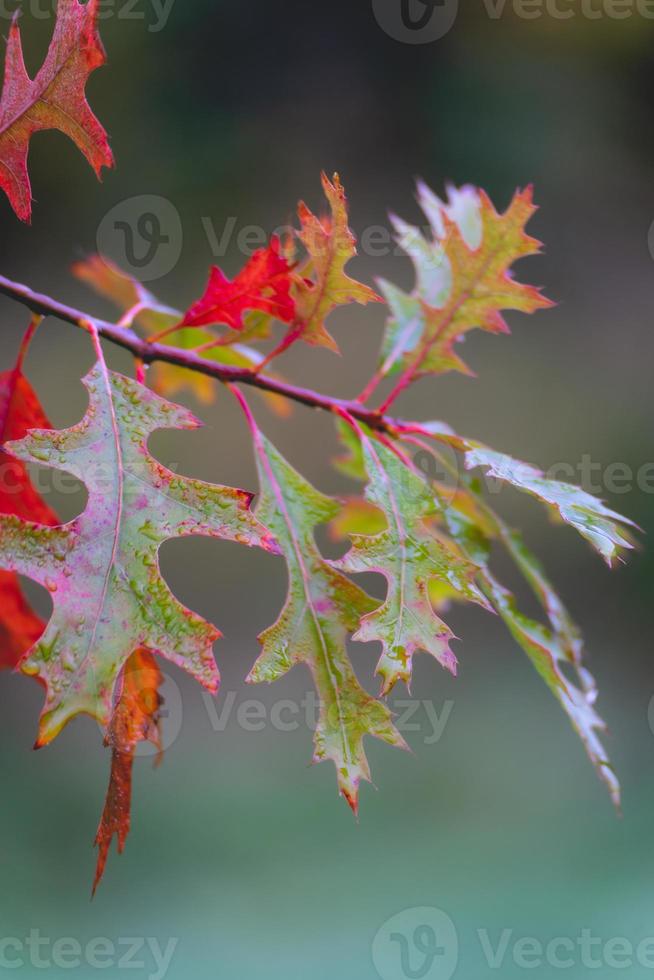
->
<box><xmin>0</xmin><ymin>273</ymin><xmax>406</xmax><ymax>434</ymax></box>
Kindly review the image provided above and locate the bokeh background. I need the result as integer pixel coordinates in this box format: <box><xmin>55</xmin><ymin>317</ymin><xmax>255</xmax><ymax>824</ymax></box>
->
<box><xmin>1</xmin><ymin>1</ymin><xmax>654</xmax><ymax>977</ymax></box>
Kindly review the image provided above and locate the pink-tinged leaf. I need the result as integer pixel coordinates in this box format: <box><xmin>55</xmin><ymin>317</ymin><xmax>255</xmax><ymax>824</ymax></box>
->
<box><xmin>0</xmin><ymin>350</ymin><xmax>278</xmax><ymax>747</ymax></box>
<box><xmin>0</xmin><ymin>0</ymin><xmax>114</xmax><ymax>222</ymax></box>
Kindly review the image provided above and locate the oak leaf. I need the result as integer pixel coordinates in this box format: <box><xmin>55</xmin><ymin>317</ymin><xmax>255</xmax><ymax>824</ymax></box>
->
<box><xmin>0</xmin><ymin>351</ymin><xmax>58</xmax><ymax>668</ymax></box>
<box><xmin>290</xmin><ymin>172</ymin><xmax>381</xmax><ymax>353</ymax></box>
<box><xmin>420</xmin><ymin>436</ymin><xmax>623</xmax><ymax>806</ymax></box>
<box><xmin>243</xmin><ymin>413</ymin><xmax>405</xmax><ymax>813</ymax></box>
<box><xmin>379</xmin><ymin>184</ymin><xmax>553</xmax><ymax>384</ymax></box>
<box><xmin>0</xmin><ymin>353</ymin><xmax>278</xmax><ymax>746</ymax></box>
<box><xmin>464</xmin><ymin>445</ymin><xmax>635</xmax><ymax>565</ymax></box>
<box><xmin>0</xmin><ymin>0</ymin><xmax>114</xmax><ymax>222</ymax></box>
<box><xmin>336</xmin><ymin>430</ymin><xmax>489</xmax><ymax>694</ymax></box>
<box><xmin>181</xmin><ymin>236</ymin><xmax>295</xmax><ymax>331</ymax></box>
<box><xmin>93</xmin><ymin>648</ymin><xmax>163</xmax><ymax>895</ymax></box>
<box><xmin>72</xmin><ymin>255</ymin><xmax>292</xmax><ymax>416</ymax></box>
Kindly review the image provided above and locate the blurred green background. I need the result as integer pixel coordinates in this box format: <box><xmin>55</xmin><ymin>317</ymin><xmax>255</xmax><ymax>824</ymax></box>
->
<box><xmin>1</xmin><ymin>1</ymin><xmax>654</xmax><ymax>977</ymax></box>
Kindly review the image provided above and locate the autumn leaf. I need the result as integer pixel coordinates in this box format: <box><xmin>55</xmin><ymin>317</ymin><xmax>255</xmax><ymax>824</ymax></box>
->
<box><xmin>0</xmin><ymin>0</ymin><xmax>114</xmax><ymax>222</ymax></box>
<box><xmin>377</xmin><ymin>184</ymin><xmax>553</xmax><ymax>402</ymax></box>
<box><xmin>93</xmin><ymin>648</ymin><xmax>163</xmax><ymax>895</ymax></box>
<box><xmin>0</xmin><ymin>572</ymin><xmax>45</xmax><ymax>671</ymax></box>
<box><xmin>482</xmin><ymin>568</ymin><xmax>620</xmax><ymax>807</ymax></box>
<box><xmin>335</xmin><ymin>427</ymin><xmax>489</xmax><ymax>695</ymax></box>
<box><xmin>0</xmin><ymin>171</ymin><xmax>637</xmax><ymax>874</ymax></box>
<box><xmin>0</xmin><ymin>362</ymin><xmax>58</xmax><ymax>525</ymax></box>
<box><xmin>464</xmin><ymin>445</ymin><xmax>635</xmax><ymax>565</ymax></box>
<box><xmin>235</xmin><ymin>394</ymin><xmax>405</xmax><ymax>813</ymax></box>
<box><xmin>496</xmin><ymin>525</ymin><xmax>618</xmax><ymax>807</ymax></box>
<box><xmin>414</xmin><ymin>434</ymin><xmax>622</xmax><ymax>806</ymax></box>
<box><xmin>0</xmin><ymin>345</ymin><xmax>279</xmax><ymax>747</ymax></box>
<box><xmin>400</xmin><ymin>423</ymin><xmax>635</xmax><ymax>567</ymax></box>
<box><xmin>71</xmin><ymin>255</ymin><xmax>178</xmax><ymax>333</ymax></box>
<box><xmin>72</xmin><ymin>255</ymin><xmax>292</xmax><ymax>416</ymax></box>
<box><xmin>266</xmin><ymin>172</ymin><xmax>381</xmax><ymax>360</ymax></box>
<box><xmin>181</xmin><ymin>236</ymin><xmax>295</xmax><ymax>331</ymax></box>
<box><xmin>0</xmin><ymin>327</ymin><xmax>58</xmax><ymax>668</ymax></box>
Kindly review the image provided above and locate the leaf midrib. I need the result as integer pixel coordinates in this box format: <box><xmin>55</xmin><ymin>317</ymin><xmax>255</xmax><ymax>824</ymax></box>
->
<box><xmin>258</xmin><ymin>440</ymin><xmax>355</xmax><ymax>766</ymax></box>
<box><xmin>0</xmin><ymin>35</ymin><xmax>81</xmax><ymax>140</ymax></box>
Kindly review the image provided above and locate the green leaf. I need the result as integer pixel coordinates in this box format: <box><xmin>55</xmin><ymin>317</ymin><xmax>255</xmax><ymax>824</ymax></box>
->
<box><xmin>376</xmin><ymin>279</ymin><xmax>470</xmax><ymax>379</ymax></box>
<box><xmin>501</xmin><ymin>525</ymin><xmax>583</xmax><ymax>667</ymax></box>
<box><xmin>332</xmin><ymin>417</ymin><xmax>366</xmax><ymax>481</ymax></box>
<box><xmin>429</xmin><ymin>453</ymin><xmax>621</xmax><ymax>805</ymax></box>
<box><xmin>494</xmin><ymin>529</ymin><xmax>618</xmax><ymax>805</ymax></box>
<box><xmin>0</xmin><ymin>358</ymin><xmax>278</xmax><ymax>746</ymax></box>
<box><xmin>246</xmin><ymin>424</ymin><xmax>406</xmax><ymax>813</ymax></box>
<box><xmin>465</xmin><ymin>446</ymin><xmax>635</xmax><ymax>565</ymax></box>
<box><xmin>481</xmin><ymin>569</ymin><xmax>620</xmax><ymax>808</ymax></box>
<box><xmin>336</xmin><ymin>430</ymin><xmax>490</xmax><ymax>695</ymax></box>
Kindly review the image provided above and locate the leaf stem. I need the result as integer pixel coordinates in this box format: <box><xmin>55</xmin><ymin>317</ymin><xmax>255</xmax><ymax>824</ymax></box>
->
<box><xmin>15</xmin><ymin>314</ymin><xmax>43</xmax><ymax>373</ymax></box>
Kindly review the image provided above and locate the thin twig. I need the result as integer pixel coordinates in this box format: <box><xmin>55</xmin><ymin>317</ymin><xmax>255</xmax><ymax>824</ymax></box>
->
<box><xmin>0</xmin><ymin>273</ymin><xmax>413</xmax><ymax>435</ymax></box>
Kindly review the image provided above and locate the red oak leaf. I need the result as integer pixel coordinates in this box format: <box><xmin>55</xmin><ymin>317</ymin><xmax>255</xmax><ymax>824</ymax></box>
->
<box><xmin>181</xmin><ymin>235</ymin><xmax>295</xmax><ymax>331</ymax></box>
<box><xmin>93</xmin><ymin>648</ymin><xmax>164</xmax><ymax>895</ymax></box>
<box><xmin>0</xmin><ymin>341</ymin><xmax>58</xmax><ymax>669</ymax></box>
<box><xmin>0</xmin><ymin>571</ymin><xmax>47</xmax><ymax>671</ymax></box>
<box><xmin>0</xmin><ymin>0</ymin><xmax>114</xmax><ymax>223</ymax></box>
